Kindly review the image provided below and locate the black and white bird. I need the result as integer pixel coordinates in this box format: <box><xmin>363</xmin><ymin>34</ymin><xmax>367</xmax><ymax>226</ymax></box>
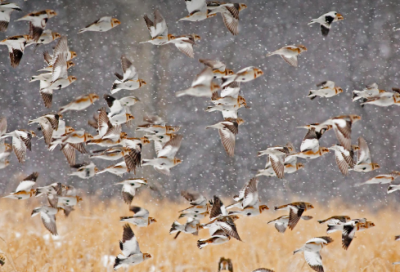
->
<box><xmin>0</xmin><ymin>2</ymin><xmax>21</xmax><ymax>32</ymax></box>
<box><xmin>308</xmin><ymin>11</ymin><xmax>344</xmax><ymax>36</ymax></box>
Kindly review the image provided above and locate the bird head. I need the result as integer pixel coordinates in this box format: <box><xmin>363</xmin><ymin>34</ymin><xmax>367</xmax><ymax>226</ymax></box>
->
<box><xmin>259</xmin><ymin>205</ymin><xmax>269</xmax><ymax>213</ymax></box>
<box><xmin>254</xmin><ymin>68</ymin><xmax>264</xmax><ymax>78</ymax></box>
<box><xmin>66</xmin><ymin>127</ymin><xmax>75</xmax><ymax>133</ymax></box>
<box><xmin>66</xmin><ymin>61</ymin><xmax>75</xmax><ymax>69</ymax></box>
<box><xmin>70</xmin><ymin>51</ymin><xmax>78</xmax><ymax>59</ymax></box>
<box><xmin>139</xmin><ymin>79</ymin><xmax>147</xmax><ymax>87</ymax></box>
<box><xmin>344</xmin><ymin>216</ymin><xmax>351</xmax><ymax>221</ymax></box>
<box><xmin>372</xmin><ymin>163</ymin><xmax>380</xmax><ymax>170</ymax></box>
<box><xmin>336</xmin><ymin>13</ymin><xmax>344</xmax><ymax>20</ymax></box>
<box><xmin>89</xmin><ymin>93</ymin><xmax>100</xmax><ymax>102</ymax></box>
<box><xmin>237</xmin><ymin>118</ymin><xmax>245</xmax><ymax>125</ymax></box>
<box><xmin>166</xmin><ymin>126</ymin><xmax>180</xmax><ymax>133</ymax></box>
<box><xmin>350</xmin><ymin>115</ymin><xmax>361</xmax><ymax>122</ymax></box>
<box><xmin>297</xmin><ymin>45</ymin><xmax>307</xmax><ymax>52</ymax></box>
<box><xmin>76</xmin><ymin>196</ymin><xmax>83</xmax><ymax>202</ymax></box>
<box><xmin>4</xmin><ymin>143</ymin><xmax>12</xmax><ymax>152</ymax></box>
<box><xmin>149</xmin><ymin>217</ymin><xmax>157</xmax><ymax>224</ymax></box>
<box><xmin>126</xmin><ymin>114</ymin><xmax>135</xmax><ymax>121</ymax></box>
<box><xmin>297</xmin><ymin>163</ymin><xmax>305</xmax><ymax>170</ymax></box>
<box><xmin>167</xmin><ymin>34</ymin><xmax>176</xmax><ymax>40</ymax></box>
<box><xmin>336</xmin><ymin>87</ymin><xmax>344</xmax><ymax>94</ymax></box>
<box><xmin>4</xmin><ymin>160</ymin><xmax>9</xmax><ymax>167</ymax></box>
<box><xmin>84</xmin><ymin>133</ymin><xmax>94</xmax><ymax>141</ymax></box>
<box><xmin>46</xmin><ymin>10</ymin><xmax>58</xmax><ymax>18</ymax></box>
<box><xmin>192</xmin><ymin>34</ymin><xmax>201</xmax><ymax>41</ymax></box>
<box><xmin>230</xmin><ymin>215</ymin><xmax>240</xmax><ymax>221</ymax></box>
<box><xmin>120</xmin><ymin>132</ymin><xmax>128</xmax><ymax>139</ymax></box>
<box><xmin>174</xmin><ymin>158</ymin><xmax>183</xmax><ymax>165</ymax></box>
<box><xmin>321</xmin><ymin>147</ymin><xmax>330</xmax><ymax>154</ymax></box>
<box><xmin>239</xmin><ymin>3</ymin><xmax>248</xmax><ymax>10</ymax></box>
<box><xmin>143</xmin><ymin>253</ymin><xmax>152</xmax><ymax>260</ymax></box>
<box><xmin>69</xmin><ymin>76</ymin><xmax>78</xmax><ymax>83</ymax></box>
<box><xmin>141</xmin><ymin>137</ymin><xmax>151</xmax><ymax>144</ymax></box>
<box><xmin>29</xmin><ymin>130</ymin><xmax>37</xmax><ymax>137</ymax></box>
<box><xmin>306</xmin><ymin>203</ymin><xmax>314</xmax><ymax>209</ymax></box>
<box><xmin>226</xmin><ymin>69</ymin><xmax>235</xmax><ymax>76</ymax></box>
<box><xmin>52</xmin><ymin>32</ymin><xmax>61</xmax><ymax>40</ymax></box>
<box><xmin>94</xmin><ymin>167</ymin><xmax>100</xmax><ymax>174</ymax></box>
<box><xmin>111</xmin><ymin>18</ymin><xmax>121</xmax><ymax>28</ymax></box>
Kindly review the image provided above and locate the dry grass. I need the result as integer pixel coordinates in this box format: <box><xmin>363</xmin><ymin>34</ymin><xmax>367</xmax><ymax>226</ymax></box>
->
<box><xmin>0</xmin><ymin>195</ymin><xmax>400</xmax><ymax>272</ymax></box>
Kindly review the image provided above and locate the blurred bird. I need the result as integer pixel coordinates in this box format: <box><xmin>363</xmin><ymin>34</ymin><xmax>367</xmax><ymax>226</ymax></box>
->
<box><xmin>318</xmin><ymin>215</ymin><xmax>351</xmax><ymax>225</ymax></box>
<box><xmin>0</xmin><ymin>2</ymin><xmax>21</xmax><ymax>32</ymax></box>
<box><xmin>0</xmin><ymin>129</ymin><xmax>36</xmax><ymax>163</ymax></box>
<box><xmin>268</xmin><ymin>215</ymin><xmax>313</xmax><ymax>233</ymax></box>
<box><xmin>111</xmin><ymin>55</ymin><xmax>147</xmax><ymax>94</ymax></box>
<box><xmin>78</xmin><ymin>16</ymin><xmax>120</xmax><ymax>33</ymax></box>
<box><xmin>308</xmin><ymin>81</ymin><xmax>343</xmax><ymax>99</ymax></box>
<box><xmin>352</xmin><ymin>83</ymin><xmax>386</xmax><ymax>102</ymax></box>
<box><xmin>293</xmin><ymin>236</ymin><xmax>333</xmax><ymax>272</ymax></box>
<box><xmin>352</xmin><ymin>137</ymin><xmax>380</xmax><ymax>172</ymax></box>
<box><xmin>0</xmin><ymin>34</ymin><xmax>31</xmax><ymax>67</ymax></box>
<box><xmin>97</xmin><ymin>161</ymin><xmax>128</xmax><ymax>177</ymax></box>
<box><xmin>90</xmin><ymin>146</ymin><xmax>124</xmax><ymax>161</ymax></box>
<box><xmin>113</xmin><ymin>224</ymin><xmax>152</xmax><ymax>270</ymax></box>
<box><xmin>298</xmin><ymin>123</ymin><xmax>332</xmax><ymax>153</ymax></box>
<box><xmin>44</xmin><ymin>36</ymin><xmax>77</xmax><ymax>65</ymax></box>
<box><xmin>355</xmin><ymin>171</ymin><xmax>400</xmax><ymax>186</ymax></box>
<box><xmin>218</xmin><ymin>257</ymin><xmax>233</xmax><ymax>272</ymax></box>
<box><xmin>328</xmin><ymin>145</ymin><xmax>355</xmax><ymax>176</ymax></box>
<box><xmin>142</xmin><ymin>9</ymin><xmax>173</xmax><ymax>45</ymax></box>
<box><xmin>179</xmin><ymin>0</ymin><xmax>217</xmax><ymax>21</ymax></box>
<box><xmin>142</xmin><ymin>157</ymin><xmax>182</xmax><ymax>176</ymax></box>
<box><xmin>257</xmin><ymin>143</ymin><xmax>294</xmax><ymax>179</ymax></box>
<box><xmin>208</xmin><ymin>2</ymin><xmax>248</xmax><ymax>35</ymax></box>
<box><xmin>199</xmin><ymin>59</ymin><xmax>234</xmax><ymax>78</ymax></box>
<box><xmin>120</xmin><ymin>206</ymin><xmax>157</xmax><ymax>227</ymax></box>
<box><xmin>61</xmin><ymin>130</ymin><xmax>93</xmax><ymax>144</ymax></box>
<box><xmin>170</xmin><ymin>217</ymin><xmax>200</xmax><ymax>239</ymax></box>
<box><xmin>115</xmin><ymin>178</ymin><xmax>148</xmax><ymax>205</ymax></box>
<box><xmin>206</xmin><ymin>118</ymin><xmax>244</xmax><ymax>157</ymax></box>
<box><xmin>361</xmin><ymin>91</ymin><xmax>400</xmax><ymax>107</ymax></box>
<box><xmin>68</xmin><ymin>162</ymin><xmax>99</xmax><ymax>179</ymax></box>
<box><xmin>326</xmin><ymin>218</ymin><xmax>367</xmax><ymax>234</ymax></box>
<box><xmin>266</xmin><ymin>45</ymin><xmax>307</xmax><ymax>67</ymax></box>
<box><xmin>322</xmin><ymin>115</ymin><xmax>361</xmax><ymax>151</ymax></box>
<box><xmin>3</xmin><ymin>172</ymin><xmax>38</xmax><ymax>200</ymax></box>
<box><xmin>308</xmin><ymin>11</ymin><xmax>344</xmax><ymax>36</ymax></box>
<box><xmin>28</xmin><ymin>29</ymin><xmax>61</xmax><ymax>46</ymax></box>
<box><xmin>136</xmin><ymin>124</ymin><xmax>180</xmax><ymax>135</ymax></box>
<box><xmin>387</xmin><ymin>184</ymin><xmax>400</xmax><ymax>194</ymax></box>
<box><xmin>274</xmin><ymin>202</ymin><xmax>314</xmax><ymax>230</ymax></box>
<box><xmin>221</xmin><ymin>66</ymin><xmax>264</xmax><ymax>87</ymax></box>
<box><xmin>28</xmin><ymin>113</ymin><xmax>61</xmax><ymax>146</ymax></box>
<box><xmin>176</xmin><ymin>67</ymin><xmax>220</xmax><ymax>97</ymax></box>
<box><xmin>17</xmin><ymin>9</ymin><xmax>57</xmax><ymax>41</ymax></box>
<box><xmin>341</xmin><ymin>221</ymin><xmax>375</xmax><ymax>250</ymax></box>
<box><xmin>59</xmin><ymin>93</ymin><xmax>99</xmax><ymax>113</ymax></box>
<box><xmin>31</xmin><ymin>206</ymin><xmax>61</xmax><ymax>235</ymax></box>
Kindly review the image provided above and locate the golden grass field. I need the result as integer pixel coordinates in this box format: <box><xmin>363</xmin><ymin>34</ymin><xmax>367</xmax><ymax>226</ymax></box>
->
<box><xmin>0</xmin><ymin>194</ymin><xmax>400</xmax><ymax>272</ymax></box>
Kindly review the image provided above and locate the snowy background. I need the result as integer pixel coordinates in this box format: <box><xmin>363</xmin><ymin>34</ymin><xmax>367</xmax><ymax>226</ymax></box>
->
<box><xmin>1</xmin><ymin>0</ymin><xmax>400</xmax><ymax>207</ymax></box>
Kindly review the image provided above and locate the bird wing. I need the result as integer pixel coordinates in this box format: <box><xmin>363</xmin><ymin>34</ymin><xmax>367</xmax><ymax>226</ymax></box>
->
<box><xmin>120</xmin><ymin>55</ymin><xmax>138</xmax><ymax>81</ymax></box>
<box><xmin>199</xmin><ymin>59</ymin><xmax>226</xmax><ymax>71</ymax></box>
<box><xmin>210</xmin><ymin>195</ymin><xmax>227</xmax><ymax>219</ymax></box>
<box><xmin>269</xmin><ymin>154</ymin><xmax>285</xmax><ymax>179</ymax></box>
<box><xmin>120</xmin><ymin>224</ymin><xmax>141</xmax><ymax>256</ymax></box>
<box><xmin>52</xmin><ymin>53</ymin><xmax>68</xmax><ymax>81</ymax></box>
<box><xmin>61</xmin><ymin>144</ymin><xmax>76</xmax><ymax>166</ymax></box>
<box><xmin>304</xmin><ymin>251</ymin><xmax>324</xmax><ymax>272</ymax></box>
<box><xmin>332</xmin><ymin>119</ymin><xmax>352</xmax><ymax>151</ymax></box>
<box><xmin>157</xmin><ymin>134</ymin><xmax>183</xmax><ymax>158</ymax></box>
<box><xmin>288</xmin><ymin>207</ymin><xmax>304</xmax><ymax>230</ymax></box>
<box><xmin>0</xmin><ymin>117</ymin><xmax>7</xmax><ymax>136</ymax></box>
<box><xmin>218</xmin><ymin>127</ymin><xmax>236</xmax><ymax>157</ymax></box>
<box><xmin>185</xmin><ymin>0</ymin><xmax>207</xmax><ymax>14</ymax></box>
<box><xmin>242</xmin><ymin>177</ymin><xmax>259</xmax><ymax>208</ymax></box>
<box><xmin>98</xmin><ymin>108</ymin><xmax>110</xmax><ymax>138</ymax></box>
<box><xmin>342</xmin><ymin>224</ymin><xmax>356</xmax><ymax>250</ymax></box>
<box><xmin>40</xmin><ymin>212</ymin><xmax>57</xmax><ymax>236</ymax></box>
<box><xmin>122</xmin><ymin>184</ymin><xmax>135</xmax><ymax>204</ymax></box>
<box><xmin>280</xmin><ymin>55</ymin><xmax>298</xmax><ymax>67</ymax></box>
<box><xmin>12</xmin><ymin>136</ymin><xmax>26</xmax><ymax>163</ymax></box>
<box><xmin>333</xmin><ymin>149</ymin><xmax>349</xmax><ymax>176</ymax></box>
<box><xmin>274</xmin><ymin>222</ymin><xmax>287</xmax><ymax>233</ymax></box>
<box><xmin>15</xmin><ymin>180</ymin><xmax>36</xmax><ymax>193</ymax></box>
<box><xmin>129</xmin><ymin>206</ymin><xmax>149</xmax><ymax>218</ymax></box>
<box><xmin>173</xmin><ymin>39</ymin><xmax>195</xmax><ymax>58</ymax></box>
<box><xmin>181</xmin><ymin>190</ymin><xmax>205</xmax><ymax>205</ymax></box>
<box><xmin>52</xmin><ymin>36</ymin><xmax>69</xmax><ymax>59</ymax></box>
<box><xmin>154</xmin><ymin>9</ymin><xmax>168</xmax><ymax>37</ymax></box>
<box><xmin>192</xmin><ymin>67</ymin><xmax>214</xmax><ymax>87</ymax></box>
<box><xmin>40</xmin><ymin>119</ymin><xmax>54</xmax><ymax>146</ymax></box>
<box><xmin>357</xmin><ymin>137</ymin><xmax>371</xmax><ymax>164</ymax></box>
<box><xmin>217</xmin><ymin>217</ymin><xmax>241</xmax><ymax>241</ymax></box>
<box><xmin>221</xmin><ymin>8</ymin><xmax>239</xmax><ymax>35</ymax></box>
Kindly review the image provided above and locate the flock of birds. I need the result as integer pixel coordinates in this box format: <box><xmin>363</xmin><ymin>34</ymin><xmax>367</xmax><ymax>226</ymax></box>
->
<box><xmin>0</xmin><ymin>0</ymin><xmax>399</xmax><ymax>271</ymax></box>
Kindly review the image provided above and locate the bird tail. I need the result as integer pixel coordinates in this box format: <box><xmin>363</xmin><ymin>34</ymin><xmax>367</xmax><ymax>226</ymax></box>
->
<box><xmin>354</xmin><ymin>182</ymin><xmax>364</xmax><ymax>187</ymax></box>
<box><xmin>175</xmin><ymin>90</ymin><xmax>188</xmax><ymax>97</ymax></box>
<box><xmin>326</xmin><ymin>224</ymin><xmax>342</xmax><ymax>234</ymax></box>
<box><xmin>141</xmin><ymin>159</ymin><xmax>152</xmax><ymax>166</ymax></box>
<box><xmin>169</xmin><ymin>221</ymin><xmax>181</xmax><ymax>234</ymax></box>
<box><xmin>205</xmin><ymin>106</ymin><xmax>216</xmax><ymax>112</ymax></box>
<box><xmin>308</xmin><ymin>19</ymin><xmax>317</xmax><ymax>25</ymax></box>
<box><xmin>120</xmin><ymin>216</ymin><xmax>133</xmax><ymax>221</ymax></box>
<box><xmin>30</xmin><ymin>76</ymin><xmax>41</xmax><ymax>82</ymax></box>
<box><xmin>266</xmin><ymin>52</ymin><xmax>275</xmax><ymax>57</ymax></box>
<box><xmin>78</xmin><ymin>28</ymin><xmax>87</xmax><ymax>34</ymax></box>
<box><xmin>352</xmin><ymin>91</ymin><xmax>361</xmax><ymax>101</ymax></box>
<box><xmin>293</xmin><ymin>248</ymin><xmax>303</xmax><ymax>255</ymax></box>
<box><xmin>31</xmin><ymin>208</ymin><xmax>40</xmax><ymax>217</ymax></box>
<box><xmin>308</xmin><ymin>90</ymin><xmax>317</xmax><ymax>100</ymax></box>
<box><xmin>113</xmin><ymin>256</ymin><xmax>125</xmax><ymax>270</ymax></box>
<box><xmin>317</xmin><ymin>219</ymin><xmax>326</xmax><ymax>224</ymax></box>
<box><xmin>395</xmin><ymin>235</ymin><xmax>400</xmax><ymax>241</ymax></box>
<box><xmin>197</xmin><ymin>239</ymin><xmax>208</xmax><ymax>249</ymax></box>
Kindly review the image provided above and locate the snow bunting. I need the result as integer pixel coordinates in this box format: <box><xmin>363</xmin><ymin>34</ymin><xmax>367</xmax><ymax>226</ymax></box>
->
<box><xmin>355</xmin><ymin>171</ymin><xmax>400</xmax><ymax>186</ymax></box>
<box><xmin>176</xmin><ymin>67</ymin><xmax>220</xmax><ymax>97</ymax></box>
<box><xmin>308</xmin><ymin>11</ymin><xmax>344</xmax><ymax>36</ymax></box>
<box><xmin>170</xmin><ymin>217</ymin><xmax>200</xmax><ymax>239</ymax></box>
<box><xmin>252</xmin><ymin>269</ymin><xmax>274</xmax><ymax>272</ymax></box>
<box><xmin>328</xmin><ymin>145</ymin><xmax>355</xmax><ymax>176</ymax></box>
<box><xmin>352</xmin><ymin>137</ymin><xmax>380</xmax><ymax>172</ymax></box>
<box><xmin>28</xmin><ymin>113</ymin><xmax>61</xmax><ymax>146</ymax></box>
<box><xmin>31</xmin><ymin>206</ymin><xmax>61</xmax><ymax>235</ymax></box>
<box><xmin>268</xmin><ymin>215</ymin><xmax>312</xmax><ymax>233</ymax></box>
<box><xmin>352</xmin><ymin>83</ymin><xmax>386</xmax><ymax>102</ymax></box>
<box><xmin>179</xmin><ymin>0</ymin><xmax>217</xmax><ymax>22</ymax></box>
<box><xmin>3</xmin><ymin>172</ymin><xmax>38</xmax><ymax>200</ymax></box>
<box><xmin>308</xmin><ymin>81</ymin><xmax>343</xmax><ymax>99</ymax></box>
<box><xmin>61</xmin><ymin>130</ymin><xmax>93</xmax><ymax>144</ymax></box>
<box><xmin>221</xmin><ymin>81</ymin><xmax>241</xmax><ymax>98</ymax></box>
<box><xmin>17</xmin><ymin>9</ymin><xmax>57</xmax><ymax>41</ymax></box>
<box><xmin>44</xmin><ymin>36</ymin><xmax>77</xmax><ymax>65</ymax></box>
<box><xmin>208</xmin><ymin>2</ymin><xmax>248</xmax><ymax>35</ymax></box>
<box><xmin>78</xmin><ymin>16</ymin><xmax>120</xmax><ymax>33</ymax></box>
<box><xmin>0</xmin><ymin>34</ymin><xmax>31</xmax><ymax>67</ymax></box>
<box><xmin>322</xmin><ymin>115</ymin><xmax>361</xmax><ymax>151</ymax></box>
<box><xmin>326</xmin><ymin>218</ymin><xmax>367</xmax><ymax>234</ymax></box>
<box><xmin>293</xmin><ymin>236</ymin><xmax>333</xmax><ymax>272</ymax></box>
<box><xmin>142</xmin><ymin>10</ymin><xmax>173</xmax><ymax>45</ymax></box>
<box><xmin>68</xmin><ymin>162</ymin><xmax>99</xmax><ymax>179</ymax></box>
<box><xmin>387</xmin><ymin>184</ymin><xmax>400</xmax><ymax>194</ymax></box>
<box><xmin>199</xmin><ymin>59</ymin><xmax>234</xmax><ymax>78</ymax></box>
<box><xmin>266</xmin><ymin>45</ymin><xmax>307</xmax><ymax>67</ymax></box>
<box><xmin>136</xmin><ymin>124</ymin><xmax>180</xmax><ymax>135</ymax></box>
<box><xmin>258</xmin><ymin>143</ymin><xmax>294</xmax><ymax>179</ymax></box>
<box><xmin>292</xmin><ymin>147</ymin><xmax>330</xmax><ymax>159</ymax></box>
<box><xmin>113</xmin><ymin>224</ymin><xmax>152</xmax><ymax>270</ymax></box>
<box><xmin>206</xmin><ymin>118</ymin><xmax>244</xmax><ymax>157</ymax></box>
<box><xmin>218</xmin><ymin>257</ymin><xmax>233</xmax><ymax>272</ymax></box>
<box><xmin>205</xmin><ymin>102</ymin><xmax>247</xmax><ymax>119</ymax></box>
<box><xmin>168</xmin><ymin>34</ymin><xmax>201</xmax><ymax>58</ymax></box>
<box><xmin>361</xmin><ymin>91</ymin><xmax>400</xmax><ymax>107</ymax></box>
<box><xmin>29</xmin><ymin>29</ymin><xmax>61</xmax><ymax>46</ymax></box>
<box><xmin>59</xmin><ymin>93</ymin><xmax>99</xmax><ymax>113</ymax></box>
<box><xmin>120</xmin><ymin>206</ymin><xmax>157</xmax><ymax>227</ymax></box>
<box><xmin>274</xmin><ymin>202</ymin><xmax>314</xmax><ymax>230</ymax></box>
<box><xmin>298</xmin><ymin>123</ymin><xmax>332</xmax><ymax>152</ymax></box>
<box><xmin>142</xmin><ymin>157</ymin><xmax>182</xmax><ymax>176</ymax></box>
<box><xmin>178</xmin><ymin>190</ymin><xmax>209</xmax><ymax>215</ymax></box>
<box><xmin>111</xmin><ymin>55</ymin><xmax>146</xmax><ymax>94</ymax></box>
<box><xmin>318</xmin><ymin>215</ymin><xmax>351</xmax><ymax>225</ymax></box>
<box><xmin>0</xmin><ymin>129</ymin><xmax>36</xmax><ymax>163</ymax></box>
<box><xmin>96</xmin><ymin>108</ymin><xmax>122</xmax><ymax>141</ymax></box>
<box><xmin>0</xmin><ymin>2</ymin><xmax>21</xmax><ymax>32</ymax></box>
<box><xmin>115</xmin><ymin>178</ymin><xmax>148</xmax><ymax>205</ymax></box>
<box><xmin>222</xmin><ymin>66</ymin><xmax>263</xmax><ymax>87</ymax></box>
<box><xmin>342</xmin><ymin>221</ymin><xmax>375</xmax><ymax>250</ymax></box>
<box><xmin>97</xmin><ymin>161</ymin><xmax>128</xmax><ymax>177</ymax></box>
<box><xmin>90</xmin><ymin>147</ymin><xmax>124</xmax><ymax>161</ymax></box>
